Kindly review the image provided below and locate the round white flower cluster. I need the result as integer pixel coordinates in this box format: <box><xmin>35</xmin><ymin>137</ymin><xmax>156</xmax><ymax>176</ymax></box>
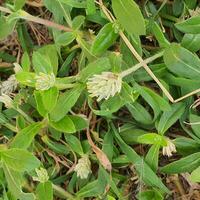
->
<box><xmin>35</xmin><ymin>72</ymin><xmax>55</xmax><ymax>91</ymax></box>
<box><xmin>74</xmin><ymin>154</ymin><xmax>91</xmax><ymax>179</ymax></box>
<box><xmin>87</xmin><ymin>72</ymin><xmax>122</xmax><ymax>101</ymax></box>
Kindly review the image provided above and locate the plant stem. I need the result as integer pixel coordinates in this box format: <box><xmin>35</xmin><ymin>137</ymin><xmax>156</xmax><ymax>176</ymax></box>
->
<box><xmin>52</xmin><ymin>184</ymin><xmax>75</xmax><ymax>199</ymax></box>
<box><xmin>160</xmin><ymin>13</ymin><xmax>179</xmax><ymax>23</ymax></box>
<box><xmin>0</xmin><ymin>6</ymin><xmax>72</xmax><ymax>32</ymax></box>
<box><xmin>119</xmin><ymin>31</ymin><xmax>174</xmax><ymax>102</ymax></box>
<box><xmin>16</xmin><ymin>107</ymin><xmax>34</xmax><ymax>123</ymax></box>
<box><xmin>120</xmin><ymin>51</ymin><xmax>164</xmax><ymax>78</ymax></box>
<box><xmin>4</xmin><ymin>123</ymin><xmax>17</xmax><ymax>132</ymax></box>
<box><xmin>174</xmin><ymin>88</ymin><xmax>200</xmax><ymax>103</ymax></box>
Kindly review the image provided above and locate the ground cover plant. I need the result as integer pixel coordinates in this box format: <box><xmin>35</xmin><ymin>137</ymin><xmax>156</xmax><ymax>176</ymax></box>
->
<box><xmin>0</xmin><ymin>0</ymin><xmax>200</xmax><ymax>199</ymax></box>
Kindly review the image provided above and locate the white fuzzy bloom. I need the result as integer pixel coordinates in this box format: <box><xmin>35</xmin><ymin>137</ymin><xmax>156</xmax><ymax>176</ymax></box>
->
<box><xmin>87</xmin><ymin>72</ymin><xmax>122</xmax><ymax>101</ymax></box>
<box><xmin>33</xmin><ymin>168</ymin><xmax>49</xmax><ymax>183</ymax></box>
<box><xmin>74</xmin><ymin>154</ymin><xmax>91</xmax><ymax>179</ymax></box>
<box><xmin>0</xmin><ymin>94</ymin><xmax>13</xmax><ymax>108</ymax></box>
<box><xmin>0</xmin><ymin>75</ymin><xmax>18</xmax><ymax>95</ymax></box>
<box><xmin>162</xmin><ymin>138</ymin><xmax>176</xmax><ymax>157</ymax></box>
<box><xmin>13</xmin><ymin>63</ymin><xmax>23</xmax><ymax>73</ymax></box>
<box><xmin>35</xmin><ymin>72</ymin><xmax>55</xmax><ymax>91</ymax></box>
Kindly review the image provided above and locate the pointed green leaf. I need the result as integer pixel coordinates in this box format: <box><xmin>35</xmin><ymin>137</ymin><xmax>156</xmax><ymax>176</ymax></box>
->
<box><xmin>112</xmin><ymin>0</ymin><xmax>145</xmax><ymax>36</ymax></box>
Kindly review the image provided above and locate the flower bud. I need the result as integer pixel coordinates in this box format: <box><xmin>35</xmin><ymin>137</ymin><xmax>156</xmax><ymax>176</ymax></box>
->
<box><xmin>162</xmin><ymin>138</ymin><xmax>176</xmax><ymax>157</ymax></box>
<box><xmin>33</xmin><ymin>168</ymin><xmax>49</xmax><ymax>183</ymax></box>
<box><xmin>87</xmin><ymin>72</ymin><xmax>122</xmax><ymax>101</ymax></box>
<box><xmin>74</xmin><ymin>154</ymin><xmax>91</xmax><ymax>179</ymax></box>
<box><xmin>0</xmin><ymin>75</ymin><xmax>18</xmax><ymax>95</ymax></box>
<box><xmin>35</xmin><ymin>72</ymin><xmax>55</xmax><ymax>91</ymax></box>
<box><xmin>0</xmin><ymin>94</ymin><xmax>13</xmax><ymax>108</ymax></box>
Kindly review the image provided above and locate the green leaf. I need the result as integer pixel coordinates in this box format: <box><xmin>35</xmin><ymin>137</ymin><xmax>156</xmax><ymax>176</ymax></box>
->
<box><xmin>41</xmin><ymin>135</ymin><xmax>69</xmax><ymax>155</ymax></box>
<box><xmin>72</xmin><ymin>15</ymin><xmax>85</xmax><ymax>30</ymax></box>
<box><xmin>181</xmin><ymin>34</ymin><xmax>200</xmax><ymax>52</ymax></box>
<box><xmin>16</xmin><ymin>71</ymin><xmax>36</xmax><ymax>87</ymax></box>
<box><xmin>173</xmin><ymin>0</ymin><xmax>184</xmax><ymax>17</ymax></box>
<box><xmin>79</xmin><ymin>57</ymin><xmax>111</xmax><ymax>81</ymax></box>
<box><xmin>164</xmin><ymin>44</ymin><xmax>200</xmax><ymax>80</ymax></box>
<box><xmin>102</xmin><ymin>131</ymin><xmax>114</xmax><ymax>161</ymax></box>
<box><xmin>148</xmin><ymin>20</ymin><xmax>170</xmax><ymax>48</ymax></box>
<box><xmin>77</xmin><ymin>180</ymin><xmax>103</xmax><ymax>197</ymax></box>
<box><xmin>112</xmin><ymin>0</ymin><xmax>145</xmax><ymax>36</ymax></box>
<box><xmin>174</xmin><ymin>137</ymin><xmax>200</xmax><ymax>155</ymax></box>
<box><xmin>44</xmin><ymin>0</ymin><xmax>71</xmax><ymax>24</ymax></box>
<box><xmin>32</xmin><ymin>51</ymin><xmax>53</xmax><ymax>74</ymax></box>
<box><xmin>111</xmin><ymin>124</ymin><xmax>169</xmax><ymax>194</ymax></box>
<box><xmin>86</xmin><ymin>0</ymin><xmax>96</xmax><ymax>15</ymax></box>
<box><xmin>134</xmin><ymin>84</ymin><xmax>170</xmax><ymax>121</ymax></box>
<box><xmin>49</xmin><ymin>116</ymin><xmax>76</xmax><ymax>133</ymax></box>
<box><xmin>191</xmin><ymin>166</ymin><xmax>200</xmax><ymax>183</ymax></box>
<box><xmin>60</xmin><ymin>0</ymin><xmax>87</xmax><ymax>8</ymax></box>
<box><xmin>21</xmin><ymin>51</ymin><xmax>30</xmax><ymax>71</ymax></box>
<box><xmin>3</xmin><ymin>164</ymin><xmax>35</xmax><ymax>200</ymax></box>
<box><xmin>137</xmin><ymin>190</ymin><xmax>163</xmax><ymax>200</ymax></box>
<box><xmin>10</xmin><ymin>122</ymin><xmax>43</xmax><ymax>149</ymax></box>
<box><xmin>99</xmin><ymin>166</ymin><xmax>122</xmax><ymax>198</ymax></box>
<box><xmin>161</xmin><ymin>152</ymin><xmax>200</xmax><ymax>174</ymax></box>
<box><xmin>120</xmin><ymin>124</ymin><xmax>147</xmax><ymax>144</ymax></box>
<box><xmin>38</xmin><ymin>45</ymin><xmax>58</xmax><ymax>74</ymax></box>
<box><xmin>137</xmin><ymin>133</ymin><xmax>167</xmax><ymax>146</ymax></box>
<box><xmin>88</xmin><ymin>95</ymin><xmax>125</xmax><ymax>117</ymax></box>
<box><xmin>120</xmin><ymin>82</ymin><xmax>139</xmax><ymax>103</ymax></box>
<box><xmin>0</xmin><ymin>16</ymin><xmax>16</xmax><ymax>40</ymax></box>
<box><xmin>65</xmin><ymin>135</ymin><xmax>84</xmax><ymax>155</ymax></box>
<box><xmin>1</xmin><ymin>149</ymin><xmax>40</xmax><ymax>172</ymax></box>
<box><xmin>14</xmin><ymin>0</ymin><xmax>26</xmax><ymax>10</ymax></box>
<box><xmin>136</xmin><ymin>85</ymin><xmax>170</xmax><ymax>112</ymax></box>
<box><xmin>156</xmin><ymin>102</ymin><xmax>185</xmax><ymax>134</ymax></box>
<box><xmin>175</xmin><ymin>16</ymin><xmax>200</xmax><ymax>34</ymax></box>
<box><xmin>0</xmin><ymin>113</ymin><xmax>9</xmax><ymax>124</ymax></box>
<box><xmin>127</xmin><ymin>102</ymin><xmax>153</xmax><ymax>125</ymax></box>
<box><xmin>184</xmin><ymin>0</ymin><xmax>197</xmax><ymax>9</ymax></box>
<box><xmin>145</xmin><ymin>144</ymin><xmax>160</xmax><ymax>172</ymax></box>
<box><xmin>34</xmin><ymin>91</ymin><xmax>48</xmax><ymax>117</ymax></box>
<box><xmin>77</xmin><ymin>168</ymin><xmax>107</xmax><ymax>198</ymax></box>
<box><xmin>68</xmin><ymin>115</ymin><xmax>88</xmax><ymax>131</ymax></box>
<box><xmin>190</xmin><ymin>113</ymin><xmax>200</xmax><ymax>139</ymax></box>
<box><xmin>40</xmin><ymin>87</ymin><xmax>59</xmax><ymax>113</ymax></box>
<box><xmin>55</xmin><ymin>32</ymin><xmax>75</xmax><ymax>46</ymax></box>
<box><xmin>165</xmin><ymin>73</ymin><xmax>200</xmax><ymax>91</ymax></box>
<box><xmin>50</xmin><ymin>84</ymin><xmax>84</xmax><ymax>121</ymax></box>
<box><xmin>36</xmin><ymin>181</ymin><xmax>53</xmax><ymax>200</ymax></box>
<box><xmin>91</xmin><ymin>23</ymin><xmax>118</xmax><ymax>56</ymax></box>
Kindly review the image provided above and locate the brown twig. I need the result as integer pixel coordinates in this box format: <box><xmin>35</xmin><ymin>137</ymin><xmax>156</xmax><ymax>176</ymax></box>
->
<box><xmin>86</xmin><ymin>112</ymin><xmax>112</xmax><ymax>172</ymax></box>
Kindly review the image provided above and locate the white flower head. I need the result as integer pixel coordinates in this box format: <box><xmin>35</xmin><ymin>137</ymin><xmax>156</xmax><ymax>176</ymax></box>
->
<box><xmin>162</xmin><ymin>138</ymin><xmax>176</xmax><ymax>157</ymax></box>
<box><xmin>74</xmin><ymin>154</ymin><xmax>91</xmax><ymax>179</ymax></box>
<box><xmin>87</xmin><ymin>72</ymin><xmax>122</xmax><ymax>101</ymax></box>
<box><xmin>35</xmin><ymin>72</ymin><xmax>55</xmax><ymax>91</ymax></box>
<box><xmin>0</xmin><ymin>75</ymin><xmax>18</xmax><ymax>95</ymax></box>
<box><xmin>33</xmin><ymin>168</ymin><xmax>49</xmax><ymax>183</ymax></box>
<box><xmin>0</xmin><ymin>94</ymin><xmax>13</xmax><ymax>108</ymax></box>
<box><xmin>13</xmin><ymin>63</ymin><xmax>22</xmax><ymax>73</ymax></box>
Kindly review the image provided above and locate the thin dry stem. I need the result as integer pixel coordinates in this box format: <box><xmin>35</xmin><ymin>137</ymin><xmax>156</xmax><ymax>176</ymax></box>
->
<box><xmin>98</xmin><ymin>1</ymin><xmax>174</xmax><ymax>102</ymax></box>
<box><xmin>174</xmin><ymin>88</ymin><xmax>200</xmax><ymax>103</ymax></box>
<box><xmin>120</xmin><ymin>51</ymin><xmax>164</xmax><ymax>78</ymax></box>
<box><xmin>98</xmin><ymin>1</ymin><xmax>200</xmax><ymax>103</ymax></box>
